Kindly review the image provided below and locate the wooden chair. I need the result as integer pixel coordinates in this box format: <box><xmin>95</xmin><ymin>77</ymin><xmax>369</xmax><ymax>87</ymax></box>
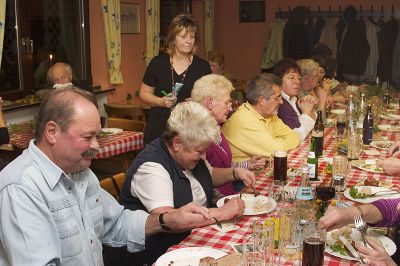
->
<box><xmin>99</xmin><ymin>173</ymin><xmax>126</xmax><ymax>200</ymax></box>
<box><xmin>107</xmin><ymin>117</ymin><xmax>146</xmax><ymax>132</ymax></box>
<box><xmin>104</xmin><ymin>103</ymin><xmax>145</xmax><ymax>122</ymax></box>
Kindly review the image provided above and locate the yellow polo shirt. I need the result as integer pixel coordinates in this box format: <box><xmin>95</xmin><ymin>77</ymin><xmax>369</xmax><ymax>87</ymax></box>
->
<box><xmin>222</xmin><ymin>102</ymin><xmax>300</xmax><ymax>162</ymax></box>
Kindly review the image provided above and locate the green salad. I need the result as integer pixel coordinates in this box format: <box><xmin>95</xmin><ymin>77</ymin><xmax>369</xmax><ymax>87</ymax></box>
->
<box><xmin>349</xmin><ymin>187</ymin><xmax>368</xmax><ymax>199</ymax></box>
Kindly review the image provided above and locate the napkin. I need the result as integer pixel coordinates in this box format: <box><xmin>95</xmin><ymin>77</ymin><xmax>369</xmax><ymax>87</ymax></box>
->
<box><xmin>364</xmin><ymin>149</ymin><xmax>381</xmax><ymax>156</ymax></box>
<box><xmin>211</xmin><ymin>222</ymin><xmax>240</xmax><ymax>232</ymax></box>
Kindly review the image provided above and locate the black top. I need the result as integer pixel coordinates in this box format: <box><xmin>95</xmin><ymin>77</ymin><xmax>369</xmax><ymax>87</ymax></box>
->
<box><xmin>0</xmin><ymin>127</ymin><xmax>10</xmax><ymax>145</ymax></box>
<box><xmin>119</xmin><ymin>138</ymin><xmax>213</xmax><ymax>265</ymax></box>
<box><xmin>142</xmin><ymin>53</ymin><xmax>211</xmax><ymax>144</ymax></box>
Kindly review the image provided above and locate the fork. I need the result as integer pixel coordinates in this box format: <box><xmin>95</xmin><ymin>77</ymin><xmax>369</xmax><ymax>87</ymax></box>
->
<box><xmin>213</xmin><ymin>217</ymin><xmax>222</xmax><ymax>229</ymax></box>
<box><xmin>354</xmin><ymin>214</ymin><xmax>368</xmax><ymax>246</ymax></box>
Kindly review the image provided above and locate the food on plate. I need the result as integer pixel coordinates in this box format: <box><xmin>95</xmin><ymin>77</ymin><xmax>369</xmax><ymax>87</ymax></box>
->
<box><xmin>374</xmin><ymin>141</ymin><xmax>392</xmax><ymax>149</ymax></box>
<box><xmin>361</xmin><ymin>164</ymin><xmax>383</xmax><ymax>172</ymax></box>
<box><xmin>364</xmin><ymin>177</ymin><xmax>379</xmax><ymax>187</ymax></box>
<box><xmin>251</xmin><ymin>201</ymin><xmax>270</xmax><ymax>212</ymax></box>
<box><xmin>199</xmin><ymin>256</ymin><xmax>217</xmax><ymax>266</ymax></box>
<box><xmin>216</xmin><ymin>253</ymin><xmax>241</xmax><ymax>266</ymax></box>
<box><xmin>328</xmin><ymin>226</ymin><xmax>353</xmax><ymax>256</ymax></box>
<box><xmin>98</xmin><ymin>130</ymin><xmax>113</xmax><ymax>137</ymax></box>
<box><xmin>349</xmin><ymin>187</ymin><xmax>369</xmax><ymax>199</ymax></box>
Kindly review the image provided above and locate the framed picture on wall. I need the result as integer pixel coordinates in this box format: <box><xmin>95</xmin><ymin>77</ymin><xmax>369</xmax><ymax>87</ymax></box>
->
<box><xmin>239</xmin><ymin>0</ymin><xmax>265</xmax><ymax>22</ymax></box>
<box><xmin>120</xmin><ymin>2</ymin><xmax>140</xmax><ymax>34</ymax></box>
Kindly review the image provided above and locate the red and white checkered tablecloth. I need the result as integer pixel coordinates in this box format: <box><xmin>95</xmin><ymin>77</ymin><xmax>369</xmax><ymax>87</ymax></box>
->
<box><xmin>9</xmin><ymin>123</ymin><xmax>144</xmax><ymax>159</ymax></box>
<box><xmin>168</xmin><ymin>119</ymin><xmax>400</xmax><ymax>266</ymax></box>
<box><xmin>95</xmin><ymin>131</ymin><xmax>143</xmax><ymax>159</ymax></box>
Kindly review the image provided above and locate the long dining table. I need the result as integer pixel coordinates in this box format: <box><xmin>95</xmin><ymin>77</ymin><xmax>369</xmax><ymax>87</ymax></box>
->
<box><xmin>168</xmin><ymin>115</ymin><xmax>400</xmax><ymax>265</ymax></box>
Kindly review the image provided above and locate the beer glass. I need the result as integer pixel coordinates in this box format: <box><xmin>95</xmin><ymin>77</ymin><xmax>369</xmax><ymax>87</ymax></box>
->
<box><xmin>302</xmin><ymin>222</ymin><xmax>326</xmax><ymax>266</ymax></box>
<box><xmin>335</xmin><ymin>114</ymin><xmax>346</xmax><ymax>138</ymax></box>
<box><xmin>241</xmin><ymin>234</ymin><xmax>265</xmax><ymax>266</ymax></box>
<box><xmin>332</xmin><ymin>154</ymin><xmax>349</xmax><ymax>193</ymax></box>
<box><xmin>273</xmin><ymin>150</ymin><xmax>287</xmax><ymax>181</ymax></box>
<box><xmin>278</xmin><ymin>207</ymin><xmax>301</xmax><ymax>265</ymax></box>
<box><xmin>347</xmin><ymin>133</ymin><xmax>362</xmax><ymax>160</ymax></box>
<box><xmin>252</xmin><ymin>219</ymin><xmax>275</xmax><ymax>265</ymax></box>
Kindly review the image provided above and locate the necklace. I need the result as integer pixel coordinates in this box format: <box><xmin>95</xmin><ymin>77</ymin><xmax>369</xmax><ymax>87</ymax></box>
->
<box><xmin>170</xmin><ymin>56</ymin><xmax>192</xmax><ymax>91</ymax></box>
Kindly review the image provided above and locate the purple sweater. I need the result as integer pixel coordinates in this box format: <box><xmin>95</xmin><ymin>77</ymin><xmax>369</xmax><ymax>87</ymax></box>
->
<box><xmin>371</xmin><ymin>198</ymin><xmax>400</xmax><ymax>227</ymax></box>
<box><xmin>277</xmin><ymin>98</ymin><xmax>301</xmax><ymax>129</ymax></box>
<box><xmin>206</xmin><ymin>133</ymin><xmax>235</xmax><ymax>196</ymax></box>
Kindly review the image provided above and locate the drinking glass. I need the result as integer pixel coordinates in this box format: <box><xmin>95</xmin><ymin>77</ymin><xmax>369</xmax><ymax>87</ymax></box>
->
<box><xmin>241</xmin><ymin>234</ymin><xmax>265</xmax><ymax>266</ymax></box>
<box><xmin>347</xmin><ymin>133</ymin><xmax>362</xmax><ymax>160</ymax></box>
<box><xmin>273</xmin><ymin>150</ymin><xmax>287</xmax><ymax>181</ymax></box>
<box><xmin>335</xmin><ymin>114</ymin><xmax>346</xmax><ymax>138</ymax></box>
<box><xmin>332</xmin><ymin>154</ymin><xmax>349</xmax><ymax>193</ymax></box>
<box><xmin>278</xmin><ymin>207</ymin><xmax>301</xmax><ymax>265</ymax></box>
<box><xmin>252</xmin><ymin>219</ymin><xmax>275</xmax><ymax>265</ymax></box>
<box><xmin>302</xmin><ymin>222</ymin><xmax>326</xmax><ymax>266</ymax></box>
<box><xmin>315</xmin><ymin>186</ymin><xmax>336</xmax><ymax>218</ymax></box>
<box><xmin>268</xmin><ymin>180</ymin><xmax>284</xmax><ymax>203</ymax></box>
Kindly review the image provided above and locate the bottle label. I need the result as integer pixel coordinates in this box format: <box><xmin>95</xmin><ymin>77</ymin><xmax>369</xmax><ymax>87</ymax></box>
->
<box><xmin>295</xmin><ymin>187</ymin><xmax>314</xmax><ymax>200</ymax></box>
<box><xmin>333</xmin><ymin>175</ymin><xmax>344</xmax><ymax>180</ymax></box>
<box><xmin>307</xmin><ymin>163</ymin><xmax>316</xmax><ymax>179</ymax></box>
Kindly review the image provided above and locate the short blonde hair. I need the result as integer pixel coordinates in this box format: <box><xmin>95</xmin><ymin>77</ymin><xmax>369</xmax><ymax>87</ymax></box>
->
<box><xmin>191</xmin><ymin>74</ymin><xmax>234</xmax><ymax>104</ymax></box>
<box><xmin>163</xmin><ymin>102</ymin><xmax>219</xmax><ymax>148</ymax></box>
<box><xmin>297</xmin><ymin>59</ymin><xmax>319</xmax><ymax>78</ymax></box>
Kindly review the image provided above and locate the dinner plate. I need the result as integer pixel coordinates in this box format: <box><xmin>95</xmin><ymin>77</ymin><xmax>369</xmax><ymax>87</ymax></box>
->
<box><xmin>216</xmin><ymin>194</ymin><xmax>277</xmax><ymax>215</ymax></box>
<box><xmin>99</xmin><ymin>128</ymin><xmax>123</xmax><ymax>136</ymax></box>
<box><xmin>325</xmin><ymin>228</ymin><xmax>396</xmax><ymax>261</ymax></box>
<box><xmin>351</xmin><ymin>159</ymin><xmax>384</xmax><ymax>174</ymax></box>
<box><xmin>155</xmin><ymin>247</ymin><xmax>227</xmax><ymax>266</ymax></box>
<box><xmin>379</xmin><ymin>113</ymin><xmax>400</xmax><ymax>120</ymax></box>
<box><xmin>369</xmin><ymin>140</ymin><xmax>394</xmax><ymax>150</ymax></box>
<box><xmin>344</xmin><ymin>186</ymin><xmax>400</xmax><ymax>203</ymax></box>
<box><xmin>330</xmin><ymin>109</ymin><xmax>345</xmax><ymax>115</ymax></box>
<box><xmin>377</xmin><ymin>124</ymin><xmax>400</xmax><ymax>132</ymax></box>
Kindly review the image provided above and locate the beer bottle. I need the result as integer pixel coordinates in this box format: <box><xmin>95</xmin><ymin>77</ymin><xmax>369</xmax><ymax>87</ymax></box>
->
<box><xmin>310</xmin><ymin>110</ymin><xmax>324</xmax><ymax>157</ymax></box>
<box><xmin>362</xmin><ymin>105</ymin><xmax>374</xmax><ymax>145</ymax></box>
<box><xmin>307</xmin><ymin>152</ymin><xmax>318</xmax><ymax>181</ymax></box>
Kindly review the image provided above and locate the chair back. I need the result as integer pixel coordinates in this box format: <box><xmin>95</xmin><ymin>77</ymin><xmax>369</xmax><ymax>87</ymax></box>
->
<box><xmin>104</xmin><ymin>103</ymin><xmax>145</xmax><ymax>121</ymax></box>
<box><xmin>107</xmin><ymin>117</ymin><xmax>146</xmax><ymax>132</ymax></box>
<box><xmin>99</xmin><ymin>173</ymin><xmax>126</xmax><ymax>200</ymax></box>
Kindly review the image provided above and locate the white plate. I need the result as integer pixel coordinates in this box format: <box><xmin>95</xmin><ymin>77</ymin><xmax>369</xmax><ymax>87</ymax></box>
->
<box><xmin>100</xmin><ymin>128</ymin><xmax>123</xmax><ymax>136</ymax></box>
<box><xmin>379</xmin><ymin>113</ymin><xmax>400</xmax><ymax>120</ymax></box>
<box><xmin>377</xmin><ymin>124</ymin><xmax>400</xmax><ymax>132</ymax></box>
<box><xmin>352</xmin><ymin>159</ymin><xmax>384</xmax><ymax>174</ymax></box>
<box><xmin>344</xmin><ymin>186</ymin><xmax>400</xmax><ymax>203</ymax></box>
<box><xmin>330</xmin><ymin>109</ymin><xmax>345</xmax><ymax>115</ymax></box>
<box><xmin>155</xmin><ymin>247</ymin><xmax>227</xmax><ymax>266</ymax></box>
<box><xmin>216</xmin><ymin>194</ymin><xmax>276</xmax><ymax>215</ymax></box>
<box><xmin>325</xmin><ymin>228</ymin><xmax>396</xmax><ymax>261</ymax></box>
<box><xmin>370</xmin><ymin>140</ymin><xmax>394</xmax><ymax>150</ymax></box>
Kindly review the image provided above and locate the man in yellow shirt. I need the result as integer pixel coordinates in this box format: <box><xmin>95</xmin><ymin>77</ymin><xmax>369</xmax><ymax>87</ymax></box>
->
<box><xmin>222</xmin><ymin>73</ymin><xmax>300</xmax><ymax>163</ymax></box>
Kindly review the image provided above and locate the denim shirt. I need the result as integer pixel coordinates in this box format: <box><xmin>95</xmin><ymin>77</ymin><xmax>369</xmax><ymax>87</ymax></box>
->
<box><xmin>0</xmin><ymin>140</ymin><xmax>149</xmax><ymax>266</ymax></box>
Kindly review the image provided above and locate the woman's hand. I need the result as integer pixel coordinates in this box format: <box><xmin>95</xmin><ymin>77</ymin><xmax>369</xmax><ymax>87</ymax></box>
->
<box><xmin>388</xmin><ymin>141</ymin><xmax>400</xmax><ymax>157</ymax></box>
<box><xmin>376</xmin><ymin>157</ymin><xmax>400</xmax><ymax>175</ymax></box>
<box><xmin>161</xmin><ymin>94</ymin><xmax>177</xmax><ymax>108</ymax></box>
<box><xmin>355</xmin><ymin>236</ymin><xmax>397</xmax><ymax>266</ymax></box>
<box><xmin>234</xmin><ymin>167</ymin><xmax>256</xmax><ymax>187</ymax></box>
<box><xmin>248</xmin><ymin>156</ymin><xmax>266</xmax><ymax>171</ymax></box>
<box><xmin>219</xmin><ymin>196</ymin><xmax>245</xmax><ymax>220</ymax></box>
<box><xmin>298</xmin><ymin>95</ymin><xmax>318</xmax><ymax>117</ymax></box>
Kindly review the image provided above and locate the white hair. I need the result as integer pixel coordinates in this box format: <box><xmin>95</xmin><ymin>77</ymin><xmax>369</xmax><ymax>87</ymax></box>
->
<box><xmin>191</xmin><ymin>74</ymin><xmax>234</xmax><ymax>104</ymax></box>
<box><xmin>163</xmin><ymin>101</ymin><xmax>220</xmax><ymax>148</ymax></box>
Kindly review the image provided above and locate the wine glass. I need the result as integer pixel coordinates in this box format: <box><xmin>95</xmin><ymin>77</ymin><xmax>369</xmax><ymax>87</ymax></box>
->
<box><xmin>315</xmin><ymin>186</ymin><xmax>336</xmax><ymax>218</ymax></box>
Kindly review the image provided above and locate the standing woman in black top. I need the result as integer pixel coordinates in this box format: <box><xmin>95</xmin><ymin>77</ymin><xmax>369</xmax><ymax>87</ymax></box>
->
<box><xmin>0</xmin><ymin>97</ymin><xmax>10</xmax><ymax>145</ymax></box>
<box><xmin>139</xmin><ymin>13</ymin><xmax>211</xmax><ymax>144</ymax></box>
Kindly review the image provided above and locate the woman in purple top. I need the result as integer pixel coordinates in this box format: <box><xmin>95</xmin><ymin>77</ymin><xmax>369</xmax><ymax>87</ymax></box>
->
<box><xmin>191</xmin><ymin>74</ymin><xmax>266</xmax><ymax>199</ymax></box>
<box><xmin>320</xmin><ymin>198</ymin><xmax>400</xmax><ymax>266</ymax></box>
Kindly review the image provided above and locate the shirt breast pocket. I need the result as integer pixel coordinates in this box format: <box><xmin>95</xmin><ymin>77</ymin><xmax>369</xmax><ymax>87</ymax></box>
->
<box><xmin>87</xmin><ymin>194</ymin><xmax>104</xmax><ymax>236</ymax></box>
<box><xmin>48</xmin><ymin>196</ymin><xmax>83</xmax><ymax>258</ymax></box>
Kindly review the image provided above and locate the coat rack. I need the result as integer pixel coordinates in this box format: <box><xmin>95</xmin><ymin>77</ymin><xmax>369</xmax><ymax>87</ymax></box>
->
<box><xmin>275</xmin><ymin>5</ymin><xmax>398</xmax><ymax>19</ymax></box>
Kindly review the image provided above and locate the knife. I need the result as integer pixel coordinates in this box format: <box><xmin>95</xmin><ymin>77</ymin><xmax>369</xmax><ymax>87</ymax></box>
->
<box><xmin>339</xmin><ymin>236</ymin><xmax>365</xmax><ymax>264</ymax></box>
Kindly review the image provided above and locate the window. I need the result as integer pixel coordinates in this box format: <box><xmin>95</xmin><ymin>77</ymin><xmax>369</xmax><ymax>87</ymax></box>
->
<box><xmin>0</xmin><ymin>0</ymin><xmax>91</xmax><ymax>99</ymax></box>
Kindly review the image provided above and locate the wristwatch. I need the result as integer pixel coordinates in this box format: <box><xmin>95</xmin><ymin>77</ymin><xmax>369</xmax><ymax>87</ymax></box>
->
<box><xmin>159</xmin><ymin>213</ymin><xmax>171</xmax><ymax>231</ymax></box>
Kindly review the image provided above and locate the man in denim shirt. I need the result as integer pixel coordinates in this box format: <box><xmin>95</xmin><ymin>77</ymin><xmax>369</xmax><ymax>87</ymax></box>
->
<box><xmin>0</xmin><ymin>87</ymin><xmax>213</xmax><ymax>265</ymax></box>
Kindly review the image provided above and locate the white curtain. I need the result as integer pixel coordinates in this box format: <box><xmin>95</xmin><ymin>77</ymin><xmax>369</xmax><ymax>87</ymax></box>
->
<box><xmin>101</xmin><ymin>0</ymin><xmax>123</xmax><ymax>84</ymax></box>
<box><xmin>145</xmin><ymin>0</ymin><xmax>159</xmax><ymax>65</ymax></box>
<box><xmin>204</xmin><ymin>0</ymin><xmax>214</xmax><ymax>54</ymax></box>
<box><xmin>0</xmin><ymin>0</ymin><xmax>6</xmax><ymax>66</ymax></box>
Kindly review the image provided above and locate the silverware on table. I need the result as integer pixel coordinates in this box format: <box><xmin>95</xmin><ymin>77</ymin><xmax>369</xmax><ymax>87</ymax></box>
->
<box><xmin>354</xmin><ymin>214</ymin><xmax>368</xmax><ymax>246</ymax></box>
<box><xmin>339</xmin><ymin>236</ymin><xmax>365</xmax><ymax>264</ymax></box>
